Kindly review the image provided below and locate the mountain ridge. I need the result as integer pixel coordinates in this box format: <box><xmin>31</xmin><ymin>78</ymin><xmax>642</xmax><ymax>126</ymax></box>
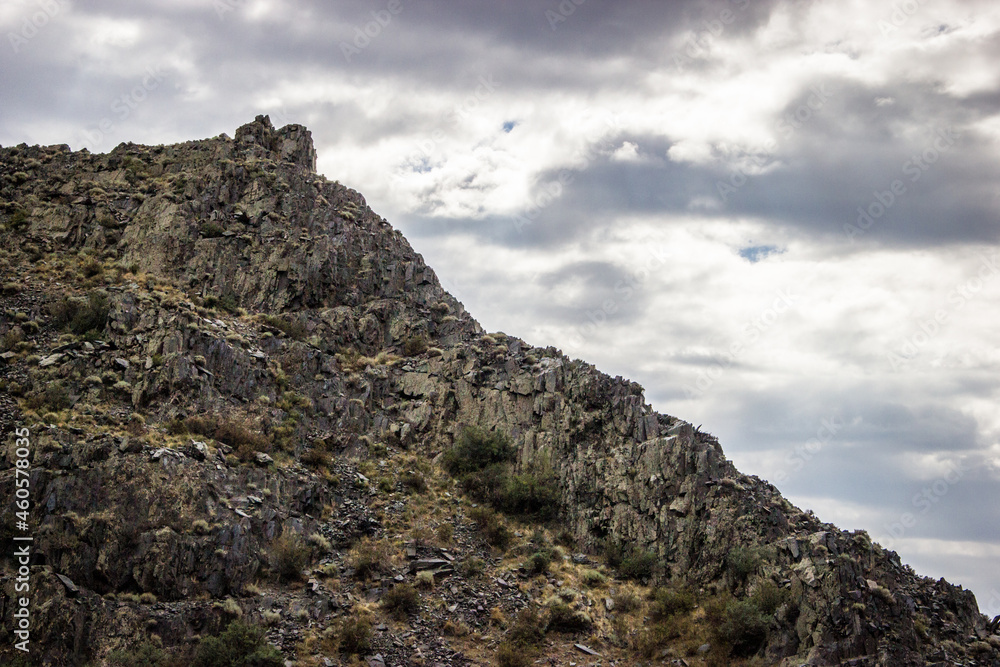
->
<box><xmin>0</xmin><ymin>115</ymin><xmax>997</xmax><ymax>666</ymax></box>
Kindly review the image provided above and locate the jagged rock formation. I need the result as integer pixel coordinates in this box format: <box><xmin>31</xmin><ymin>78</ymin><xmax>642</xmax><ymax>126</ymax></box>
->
<box><xmin>0</xmin><ymin>116</ymin><xmax>998</xmax><ymax>666</ymax></box>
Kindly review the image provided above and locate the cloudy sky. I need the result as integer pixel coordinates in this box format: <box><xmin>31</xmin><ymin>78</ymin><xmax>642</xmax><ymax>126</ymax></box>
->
<box><xmin>3</xmin><ymin>0</ymin><xmax>999</xmax><ymax>610</ymax></box>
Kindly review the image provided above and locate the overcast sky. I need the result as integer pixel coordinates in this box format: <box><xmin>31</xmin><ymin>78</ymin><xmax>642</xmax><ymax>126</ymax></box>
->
<box><xmin>2</xmin><ymin>0</ymin><xmax>999</xmax><ymax>611</ymax></box>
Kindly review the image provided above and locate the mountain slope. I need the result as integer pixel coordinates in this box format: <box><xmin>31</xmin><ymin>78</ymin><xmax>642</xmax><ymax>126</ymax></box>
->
<box><xmin>0</xmin><ymin>116</ymin><xmax>997</xmax><ymax>666</ymax></box>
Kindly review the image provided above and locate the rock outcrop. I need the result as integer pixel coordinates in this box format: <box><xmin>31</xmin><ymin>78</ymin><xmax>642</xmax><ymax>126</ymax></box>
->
<box><xmin>0</xmin><ymin>117</ymin><xmax>997</xmax><ymax>666</ymax></box>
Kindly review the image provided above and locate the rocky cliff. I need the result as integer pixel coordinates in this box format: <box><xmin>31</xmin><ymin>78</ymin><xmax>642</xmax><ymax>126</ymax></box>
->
<box><xmin>0</xmin><ymin>116</ymin><xmax>997</xmax><ymax>666</ymax></box>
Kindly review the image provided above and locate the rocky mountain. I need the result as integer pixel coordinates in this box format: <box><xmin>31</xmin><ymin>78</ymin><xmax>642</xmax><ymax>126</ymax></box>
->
<box><xmin>1</xmin><ymin>116</ymin><xmax>998</xmax><ymax>666</ymax></box>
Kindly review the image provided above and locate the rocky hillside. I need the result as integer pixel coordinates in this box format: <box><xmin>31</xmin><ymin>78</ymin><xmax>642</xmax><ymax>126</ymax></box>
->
<box><xmin>1</xmin><ymin>116</ymin><xmax>998</xmax><ymax>666</ymax></box>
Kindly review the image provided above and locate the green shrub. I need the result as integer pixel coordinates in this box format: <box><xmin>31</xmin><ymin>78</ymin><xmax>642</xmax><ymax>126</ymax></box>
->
<box><xmin>107</xmin><ymin>641</ymin><xmax>168</xmax><ymax>667</ymax></box>
<box><xmin>49</xmin><ymin>291</ymin><xmax>109</xmax><ymax>335</ymax></box>
<box><xmin>401</xmin><ymin>471</ymin><xmax>428</xmax><ymax>493</ymax></box>
<box><xmin>270</xmin><ymin>529</ymin><xmax>308</xmax><ymax>582</ymax></box>
<box><xmin>715</xmin><ymin>598</ymin><xmax>769</xmax><ymax>658</ymax></box>
<box><xmin>9</xmin><ymin>208</ymin><xmax>30</xmax><ymax>231</ymax></box>
<box><xmin>444</xmin><ymin>428</ymin><xmax>561</xmax><ymax>520</ymax></box>
<box><xmin>500</xmin><ymin>469</ymin><xmax>561</xmax><ymax>520</ymax></box>
<box><xmin>546</xmin><ymin>603</ymin><xmax>592</xmax><ymax>633</ymax></box>
<box><xmin>442</xmin><ymin>426</ymin><xmax>515</xmax><ymax>476</ymax></box>
<box><xmin>261</xmin><ymin>314</ymin><xmax>306</xmax><ymax>341</ymax></box>
<box><xmin>618</xmin><ymin>548</ymin><xmax>658</xmax><ymax>581</ymax></box>
<box><xmin>348</xmin><ymin>537</ymin><xmax>393</xmax><ymax>579</ymax></box>
<box><xmin>751</xmin><ymin>580</ymin><xmax>788</xmax><ymax>616</ymax></box>
<box><xmin>525</xmin><ymin>551</ymin><xmax>551</xmax><ymax>576</ymax></box>
<box><xmin>506</xmin><ymin>607</ymin><xmax>545</xmax><ymax>647</ymax></box>
<box><xmin>336</xmin><ymin>615</ymin><xmax>372</xmax><ymax>655</ymax></box>
<box><xmin>459</xmin><ymin>556</ymin><xmax>486</xmax><ymax>578</ymax></box>
<box><xmin>200</xmin><ymin>221</ymin><xmax>225</xmax><ymax>238</ymax></box>
<box><xmin>726</xmin><ymin>546</ymin><xmax>761</xmax><ymax>585</ymax></box>
<box><xmin>468</xmin><ymin>506</ymin><xmax>511</xmax><ymax>550</ymax></box>
<box><xmin>496</xmin><ymin>643</ymin><xmax>533</xmax><ymax>667</ymax></box>
<box><xmin>191</xmin><ymin>621</ymin><xmax>283</xmax><ymax>667</ymax></box>
<box><xmin>580</xmin><ymin>569</ymin><xmax>607</xmax><ymax>587</ymax></box>
<box><xmin>403</xmin><ymin>335</ymin><xmax>428</xmax><ymax>356</ymax></box>
<box><xmin>381</xmin><ymin>583</ymin><xmax>420</xmax><ymax>619</ymax></box>
<box><xmin>650</xmin><ymin>584</ymin><xmax>696</xmax><ymax>621</ymax></box>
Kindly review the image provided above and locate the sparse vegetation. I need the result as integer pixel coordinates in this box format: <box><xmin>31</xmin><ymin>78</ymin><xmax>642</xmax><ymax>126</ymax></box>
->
<box><xmin>726</xmin><ymin>545</ymin><xmax>761</xmax><ymax>586</ymax></box>
<box><xmin>261</xmin><ymin>314</ymin><xmax>306</xmax><ymax>340</ymax></box>
<box><xmin>107</xmin><ymin>640</ymin><xmax>169</xmax><ymax>667</ymax></box>
<box><xmin>335</xmin><ymin>615</ymin><xmax>372</xmax><ymax>655</ymax></box>
<box><xmin>348</xmin><ymin>537</ymin><xmax>393</xmax><ymax>579</ymax></box>
<box><xmin>191</xmin><ymin>621</ymin><xmax>283</xmax><ymax>667</ymax></box>
<box><xmin>468</xmin><ymin>506</ymin><xmax>511</xmax><ymax>550</ymax></box>
<box><xmin>381</xmin><ymin>583</ymin><xmax>421</xmax><ymax>619</ymax></box>
<box><xmin>48</xmin><ymin>290</ymin><xmax>109</xmax><ymax>335</ymax></box>
<box><xmin>443</xmin><ymin>426</ymin><xmax>561</xmax><ymax>521</ymax></box>
<box><xmin>270</xmin><ymin>528</ymin><xmax>309</xmax><ymax>582</ymax></box>
<box><xmin>650</xmin><ymin>584</ymin><xmax>696</xmax><ymax>621</ymax></box>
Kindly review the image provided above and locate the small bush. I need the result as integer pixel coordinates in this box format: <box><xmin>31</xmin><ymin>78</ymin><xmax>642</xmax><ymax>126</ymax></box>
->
<box><xmin>381</xmin><ymin>583</ymin><xmax>420</xmax><ymax>619</ymax></box>
<box><xmin>177</xmin><ymin>415</ymin><xmax>270</xmax><ymax>461</ymax></box>
<box><xmin>348</xmin><ymin>537</ymin><xmax>393</xmax><ymax>579</ymax></box>
<box><xmin>270</xmin><ymin>529</ymin><xmax>308</xmax><ymax>582</ymax></box>
<box><xmin>611</xmin><ymin>587</ymin><xmax>642</xmax><ymax>613</ymax></box>
<box><xmin>651</xmin><ymin>585</ymin><xmax>696</xmax><ymax>621</ymax></box>
<box><xmin>751</xmin><ymin>580</ymin><xmax>788</xmax><ymax>616</ymax></box>
<box><xmin>191</xmin><ymin>621</ymin><xmax>283</xmax><ymax>667</ymax></box>
<box><xmin>580</xmin><ymin>569</ymin><xmax>607</xmax><ymax>587</ymax></box>
<box><xmin>546</xmin><ymin>603</ymin><xmax>592</xmax><ymax>633</ymax></box>
<box><xmin>506</xmin><ymin>607</ymin><xmax>545</xmax><ymax>647</ymax></box>
<box><xmin>261</xmin><ymin>314</ymin><xmax>306</xmax><ymax>341</ymax></box>
<box><xmin>715</xmin><ymin>598</ymin><xmax>769</xmax><ymax>658</ymax></box>
<box><xmin>442</xmin><ymin>426</ymin><xmax>515</xmax><ymax>476</ymax></box>
<box><xmin>500</xmin><ymin>469</ymin><xmax>561</xmax><ymax>520</ymax></box>
<box><xmin>336</xmin><ymin>615</ymin><xmax>372</xmax><ymax>655</ymax></box>
<box><xmin>401</xmin><ymin>471</ymin><xmax>428</xmax><ymax>494</ymax></box>
<box><xmin>300</xmin><ymin>447</ymin><xmax>330</xmax><ymax>469</ymax></box>
<box><xmin>727</xmin><ymin>546</ymin><xmax>761</xmax><ymax>585</ymax></box>
<box><xmin>496</xmin><ymin>644</ymin><xmax>533</xmax><ymax>667</ymax></box>
<box><xmin>618</xmin><ymin>548</ymin><xmax>658</xmax><ymax>581</ymax></box>
<box><xmin>9</xmin><ymin>208</ymin><xmax>30</xmax><ymax>231</ymax></box>
<box><xmin>459</xmin><ymin>556</ymin><xmax>486</xmax><ymax>578</ymax></box>
<box><xmin>468</xmin><ymin>507</ymin><xmax>511</xmax><ymax>550</ymax></box>
<box><xmin>49</xmin><ymin>291</ymin><xmax>109</xmax><ymax>335</ymax></box>
<box><xmin>403</xmin><ymin>335</ymin><xmax>428</xmax><ymax>356</ymax></box>
<box><xmin>107</xmin><ymin>641</ymin><xmax>168</xmax><ymax>667</ymax></box>
<box><xmin>525</xmin><ymin>551</ymin><xmax>551</xmax><ymax>576</ymax></box>
<box><xmin>200</xmin><ymin>221</ymin><xmax>225</xmax><ymax>238</ymax></box>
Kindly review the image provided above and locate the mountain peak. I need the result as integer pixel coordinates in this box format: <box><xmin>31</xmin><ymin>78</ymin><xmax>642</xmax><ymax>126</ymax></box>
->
<box><xmin>234</xmin><ymin>113</ymin><xmax>317</xmax><ymax>172</ymax></box>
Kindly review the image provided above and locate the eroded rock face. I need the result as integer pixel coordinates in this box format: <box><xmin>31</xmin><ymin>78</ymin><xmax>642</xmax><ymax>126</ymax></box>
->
<box><xmin>0</xmin><ymin>119</ymin><xmax>996</xmax><ymax>666</ymax></box>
